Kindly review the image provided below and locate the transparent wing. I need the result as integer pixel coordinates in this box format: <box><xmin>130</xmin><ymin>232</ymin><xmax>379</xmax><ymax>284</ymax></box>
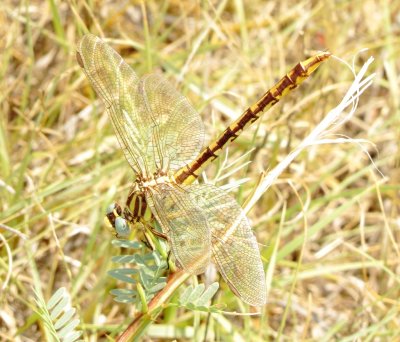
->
<box><xmin>191</xmin><ymin>184</ymin><xmax>266</xmax><ymax>306</ymax></box>
<box><xmin>77</xmin><ymin>34</ymin><xmax>144</xmax><ymax>174</ymax></box>
<box><xmin>145</xmin><ymin>183</ymin><xmax>211</xmax><ymax>275</ymax></box>
<box><xmin>77</xmin><ymin>34</ymin><xmax>204</xmax><ymax>176</ymax></box>
<box><xmin>135</xmin><ymin>74</ymin><xmax>204</xmax><ymax>173</ymax></box>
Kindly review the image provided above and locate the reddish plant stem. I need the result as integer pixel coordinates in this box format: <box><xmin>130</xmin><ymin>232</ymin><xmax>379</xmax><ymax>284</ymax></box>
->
<box><xmin>116</xmin><ymin>269</ymin><xmax>190</xmax><ymax>341</ymax></box>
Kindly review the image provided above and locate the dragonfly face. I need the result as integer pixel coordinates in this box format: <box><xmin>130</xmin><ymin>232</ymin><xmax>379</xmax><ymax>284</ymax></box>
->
<box><xmin>77</xmin><ymin>34</ymin><xmax>281</xmax><ymax>306</ymax></box>
<box><xmin>106</xmin><ymin>173</ymin><xmax>176</xmax><ymax>237</ymax></box>
<box><xmin>105</xmin><ymin>202</ymin><xmax>130</xmax><ymax>237</ymax></box>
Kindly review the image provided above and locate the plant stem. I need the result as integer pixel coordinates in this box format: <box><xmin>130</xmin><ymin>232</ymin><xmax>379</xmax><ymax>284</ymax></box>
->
<box><xmin>116</xmin><ymin>269</ymin><xmax>190</xmax><ymax>341</ymax></box>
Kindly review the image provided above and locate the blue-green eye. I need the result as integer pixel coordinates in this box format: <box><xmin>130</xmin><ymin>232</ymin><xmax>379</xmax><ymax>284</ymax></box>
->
<box><xmin>106</xmin><ymin>203</ymin><xmax>116</xmax><ymax>215</ymax></box>
<box><xmin>115</xmin><ymin>217</ymin><xmax>130</xmax><ymax>237</ymax></box>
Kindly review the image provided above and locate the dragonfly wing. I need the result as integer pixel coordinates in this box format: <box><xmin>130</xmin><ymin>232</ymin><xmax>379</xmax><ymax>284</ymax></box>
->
<box><xmin>191</xmin><ymin>184</ymin><xmax>266</xmax><ymax>306</ymax></box>
<box><xmin>136</xmin><ymin>74</ymin><xmax>204</xmax><ymax>173</ymax></box>
<box><xmin>77</xmin><ymin>34</ymin><xmax>204</xmax><ymax>176</ymax></box>
<box><xmin>77</xmin><ymin>34</ymin><xmax>146</xmax><ymax>174</ymax></box>
<box><xmin>146</xmin><ymin>183</ymin><xmax>211</xmax><ymax>275</ymax></box>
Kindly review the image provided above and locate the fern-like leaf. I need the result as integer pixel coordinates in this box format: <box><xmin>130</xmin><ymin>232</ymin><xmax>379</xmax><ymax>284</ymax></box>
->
<box><xmin>33</xmin><ymin>287</ymin><xmax>83</xmax><ymax>342</ymax></box>
<box><xmin>178</xmin><ymin>282</ymin><xmax>222</xmax><ymax>312</ymax></box>
<box><xmin>108</xmin><ymin>238</ymin><xmax>167</xmax><ymax>308</ymax></box>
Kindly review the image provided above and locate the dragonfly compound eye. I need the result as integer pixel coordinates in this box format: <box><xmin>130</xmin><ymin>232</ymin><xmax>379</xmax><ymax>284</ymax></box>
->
<box><xmin>106</xmin><ymin>203</ymin><xmax>121</xmax><ymax>215</ymax></box>
<box><xmin>105</xmin><ymin>202</ymin><xmax>123</xmax><ymax>229</ymax></box>
<box><xmin>115</xmin><ymin>217</ymin><xmax>130</xmax><ymax>237</ymax></box>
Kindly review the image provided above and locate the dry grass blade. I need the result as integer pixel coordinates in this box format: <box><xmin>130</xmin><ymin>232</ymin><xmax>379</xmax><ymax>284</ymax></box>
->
<box><xmin>1</xmin><ymin>0</ymin><xmax>399</xmax><ymax>340</ymax></box>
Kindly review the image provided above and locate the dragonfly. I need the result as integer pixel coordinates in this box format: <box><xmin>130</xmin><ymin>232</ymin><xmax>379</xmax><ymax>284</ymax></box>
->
<box><xmin>77</xmin><ymin>34</ymin><xmax>330</xmax><ymax>306</ymax></box>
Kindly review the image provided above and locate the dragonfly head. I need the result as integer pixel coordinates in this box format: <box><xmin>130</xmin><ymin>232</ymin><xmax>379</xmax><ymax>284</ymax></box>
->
<box><xmin>105</xmin><ymin>203</ymin><xmax>130</xmax><ymax>237</ymax></box>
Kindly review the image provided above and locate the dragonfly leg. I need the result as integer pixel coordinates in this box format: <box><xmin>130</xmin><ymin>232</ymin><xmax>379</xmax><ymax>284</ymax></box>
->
<box><xmin>141</xmin><ymin>231</ymin><xmax>155</xmax><ymax>250</ymax></box>
<box><xmin>148</xmin><ymin>227</ymin><xmax>168</xmax><ymax>241</ymax></box>
<box><xmin>123</xmin><ymin>207</ymin><xmax>135</xmax><ymax>223</ymax></box>
<box><xmin>166</xmin><ymin>250</ymin><xmax>172</xmax><ymax>271</ymax></box>
<box><xmin>141</xmin><ymin>220</ymin><xmax>169</xmax><ymax>241</ymax></box>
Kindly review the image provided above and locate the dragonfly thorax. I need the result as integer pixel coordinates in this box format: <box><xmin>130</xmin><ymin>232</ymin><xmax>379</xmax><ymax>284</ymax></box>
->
<box><xmin>137</xmin><ymin>175</ymin><xmax>176</xmax><ymax>191</ymax></box>
<box><xmin>123</xmin><ymin>171</ymin><xmax>176</xmax><ymax>223</ymax></box>
<box><xmin>135</xmin><ymin>172</ymin><xmax>176</xmax><ymax>192</ymax></box>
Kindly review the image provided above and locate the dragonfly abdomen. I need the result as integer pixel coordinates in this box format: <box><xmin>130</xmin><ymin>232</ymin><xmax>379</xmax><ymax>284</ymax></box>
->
<box><xmin>174</xmin><ymin>51</ymin><xmax>331</xmax><ymax>185</ymax></box>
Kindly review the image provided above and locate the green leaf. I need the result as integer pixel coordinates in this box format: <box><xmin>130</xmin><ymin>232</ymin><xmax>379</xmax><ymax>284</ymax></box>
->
<box><xmin>54</xmin><ymin>308</ymin><xmax>76</xmax><ymax>329</ymax></box>
<box><xmin>187</xmin><ymin>284</ymin><xmax>205</xmax><ymax>303</ymax></box>
<box><xmin>111</xmin><ymin>255</ymin><xmax>138</xmax><ymax>263</ymax></box>
<box><xmin>108</xmin><ymin>268</ymin><xmax>138</xmax><ymax>283</ymax></box>
<box><xmin>108</xmin><ymin>238</ymin><xmax>168</xmax><ymax>305</ymax></box>
<box><xmin>179</xmin><ymin>285</ymin><xmax>194</xmax><ymax>305</ymax></box>
<box><xmin>134</xmin><ymin>254</ymin><xmax>146</xmax><ymax>265</ymax></box>
<box><xmin>148</xmin><ymin>282</ymin><xmax>167</xmax><ymax>294</ymax></box>
<box><xmin>47</xmin><ymin>287</ymin><xmax>66</xmax><ymax>310</ymax></box>
<box><xmin>139</xmin><ymin>268</ymin><xmax>152</xmax><ymax>288</ymax></box>
<box><xmin>63</xmin><ymin>331</ymin><xmax>83</xmax><ymax>342</ymax></box>
<box><xmin>195</xmin><ymin>282</ymin><xmax>219</xmax><ymax>306</ymax></box>
<box><xmin>110</xmin><ymin>289</ymin><xmax>139</xmax><ymax>304</ymax></box>
<box><xmin>114</xmin><ymin>296</ymin><xmax>138</xmax><ymax>304</ymax></box>
<box><xmin>110</xmin><ymin>289</ymin><xmax>137</xmax><ymax>296</ymax></box>
<box><xmin>112</xmin><ymin>239</ymin><xmax>143</xmax><ymax>249</ymax></box>
<box><xmin>50</xmin><ymin>296</ymin><xmax>69</xmax><ymax>320</ymax></box>
<box><xmin>33</xmin><ymin>288</ymin><xmax>82</xmax><ymax>341</ymax></box>
<box><xmin>177</xmin><ymin>282</ymin><xmax>222</xmax><ymax>313</ymax></box>
<box><xmin>57</xmin><ymin>319</ymin><xmax>80</xmax><ymax>338</ymax></box>
<box><xmin>153</xmin><ymin>251</ymin><xmax>161</xmax><ymax>266</ymax></box>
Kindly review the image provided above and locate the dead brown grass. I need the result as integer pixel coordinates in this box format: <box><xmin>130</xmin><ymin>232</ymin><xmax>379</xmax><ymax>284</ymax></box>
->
<box><xmin>0</xmin><ymin>0</ymin><xmax>399</xmax><ymax>340</ymax></box>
